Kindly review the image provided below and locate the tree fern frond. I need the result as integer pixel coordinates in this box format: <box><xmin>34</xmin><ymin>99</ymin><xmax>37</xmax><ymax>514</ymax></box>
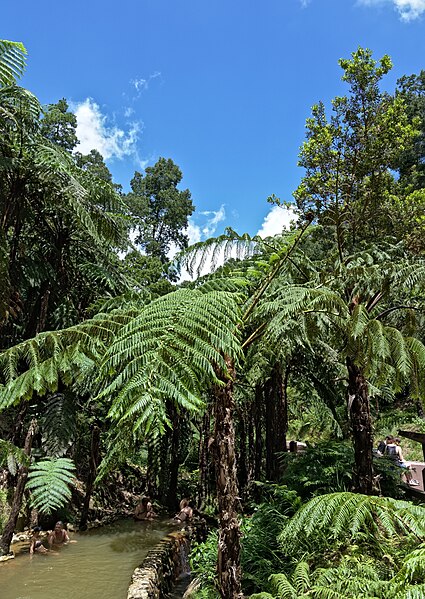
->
<box><xmin>269</xmin><ymin>573</ymin><xmax>297</xmax><ymax>599</ymax></box>
<box><xmin>278</xmin><ymin>492</ymin><xmax>425</xmax><ymax>554</ymax></box>
<box><xmin>41</xmin><ymin>393</ymin><xmax>77</xmax><ymax>457</ymax></box>
<box><xmin>26</xmin><ymin>458</ymin><xmax>75</xmax><ymax>514</ymax></box>
<box><xmin>0</xmin><ymin>438</ymin><xmax>30</xmax><ymax>469</ymax></box>
<box><xmin>0</xmin><ymin>40</ymin><xmax>27</xmax><ymax>86</ymax></box>
<box><xmin>292</xmin><ymin>561</ymin><xmax>311</xmax><ymax>595</ymax></box>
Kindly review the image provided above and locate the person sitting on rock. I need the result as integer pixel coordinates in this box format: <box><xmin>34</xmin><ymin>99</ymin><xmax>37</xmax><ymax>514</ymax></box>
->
<box><xmin>48</xmin><ymin>521</ymin><xmax>70</xmax><ymax>547</ymax></box>
<box><xmin>174</xmin><ymin>498</ymin><xmax>193</xmax><ymax>523</ymax></box>
<box><xmin>30</xmin><ymin>526</ymin><xmax>48</xmax><ymax>554</ymax></box>
<box><xmin>134</xmin><ymin>496</ymin><xmax>156</xmax><ymax>520</ymax></box>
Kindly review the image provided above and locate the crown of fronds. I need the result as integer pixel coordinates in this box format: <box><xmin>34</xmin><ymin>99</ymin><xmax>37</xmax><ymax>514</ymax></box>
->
<box><xmin>26</xmin><ymin>457</ymin><xmax>75</xmax><ymax>514</ymax></box>
<box><xmin>0</xmin><ymin>289</ymin><xmax>242</xmax><ymax>438</ymax></box>
<box><xmin>98</xmin><ymin>288</ymin><xmax>242</xmax><ymax>433</ymax></box>
<box><xmin>0</xmin><ymin>309</ymin><xmax>135</xmax><ymax>408</ymax></box>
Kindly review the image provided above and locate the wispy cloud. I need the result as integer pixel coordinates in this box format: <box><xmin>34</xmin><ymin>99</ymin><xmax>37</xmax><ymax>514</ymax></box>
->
<box><xmin>131</xmin><ymin>71</ymin><xmax>162</xmax><ymax>95</ymax></box>
<box><xmin>299</xmin><ymin>0</ymin><xmax>311</xmax><ymax>7</ymax></box>
<box><xmin>257</xmin><ymin>205</ymin><xmax>297</xmax><ymax>238</ymax></box>
<box><xmin>73</xmin><ymin>98</ymin><xmax>143</xmax><ymax>165</ymax></box>
<box><xmin>358</xmin><ymin>0</ymin><xmax>425</xmax><ymax>21</ymax></box>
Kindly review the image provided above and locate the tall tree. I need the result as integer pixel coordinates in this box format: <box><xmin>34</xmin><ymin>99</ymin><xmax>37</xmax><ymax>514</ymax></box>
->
<box><xmin>126</xmin><ymin>157</ymin><xmax>195</xmax><ymax>264</ymax></box>
<box><xmin>294</xmin><ymin>47</ymin><xmax>415</xmax><ymax>254</ymax></box>
<box><xmin>40</xmin><ymin>98</ymin><xmax>78</xmax><ymax>153</ymax></box>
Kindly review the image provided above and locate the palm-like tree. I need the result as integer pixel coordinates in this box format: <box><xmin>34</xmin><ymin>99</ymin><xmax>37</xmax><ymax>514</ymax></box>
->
<box><xmin>258</xmin><ymin>245</ymin><xmax>425</xmax><ymax>493</ymax></box>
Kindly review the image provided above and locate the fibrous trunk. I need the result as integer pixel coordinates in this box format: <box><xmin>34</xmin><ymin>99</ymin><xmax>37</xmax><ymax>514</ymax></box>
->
<box><xmin>346</xmin><ymin>357</ymin><xmax>374</xmax><ymax>495</ymax></box>
<box><xmin>0</xmin><ymin>419</ymin><xmax>37</xmax><ymax>556</ymax></box>
<box><xmin>264</xmin><ymin>363</ymin><xmax>287</xmax><ymax>481</ymax></box>
<box><xmin>79</xmin><ymin>425</ymin><xmax>101</xmax><ymax>531</ymax></box>
<box><xmin>212</xmin><ymin>357</ymin><xmax>243</xmax><ymax>599</ymax></box>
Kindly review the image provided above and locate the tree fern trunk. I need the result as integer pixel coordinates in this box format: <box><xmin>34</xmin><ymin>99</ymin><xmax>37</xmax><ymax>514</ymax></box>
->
<box><xmin>79</xmin><ymin>425</ymin><xmax>101</xmax><ymax>531</ymax></box>
<box><xmin>346</xmin><ymin>357</ymin><xmax>374</xmax><ymax>495</ymax></box>
<box><xmin>212</xmin><ymin>357</ymin><xmax>243</xmax><ymax>599</ymax></box>
<box><xmin>253</xmin><ymin>383</ymin><xmax>263</xmax><ymax>481</ymax></box>
<box><xmin>166</xmin><ymin>403</ymin><xmax>181</xmax><ymax>512</ymax></box>
<box><xmin>198</xmin><ymin>406</ymin><xmax>211</xmax><ymax>507</ymax></box>
<box><xmin>265</xmin><ymin>363</ymin><xmax>287</xmax><ymax>481</ymax></box>
<box><xmin>236</xmin><ymin>406</ymin><xmax>248</xmax><ymax>497</ymax></box>
<box><xmin>0</xmin><ymin>419</ymin><xmax>37</xmax><ymax>556</ymax></box>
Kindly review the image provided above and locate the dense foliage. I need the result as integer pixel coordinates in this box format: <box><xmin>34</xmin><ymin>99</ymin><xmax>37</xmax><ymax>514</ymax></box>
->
<box><xmin>1</xmin><ymin>40</ymin><xmax>425</xmax><ymax>599</ymax></box>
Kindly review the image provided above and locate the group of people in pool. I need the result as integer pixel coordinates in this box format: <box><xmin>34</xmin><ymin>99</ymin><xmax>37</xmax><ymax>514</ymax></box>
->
<box><xmin>29</xmin><ymin>520</ymin><xmax>70</xmax><ymax>554</ymax></box>
<box><xmin>133</xmin><ymin>496</ymin><xmax>194</xmax><ymax>523</ymax></box>
<box><xmin>30</xmin><ymin>496</ymin><xmax>195</xmax><ymax>555</ymax></box>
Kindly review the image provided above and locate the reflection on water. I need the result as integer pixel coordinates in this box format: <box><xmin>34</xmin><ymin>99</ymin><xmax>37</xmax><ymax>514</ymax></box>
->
<box><xmin>0</xmin><ymin>519</ymin><xmax>173</xmax><ymax>599</ymax></box>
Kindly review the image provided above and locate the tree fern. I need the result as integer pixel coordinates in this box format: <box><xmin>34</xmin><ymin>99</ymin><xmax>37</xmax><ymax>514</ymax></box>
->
<box><xmin>26</xmin><ymin>458</ymin><xmax>75</xmax><ymax>514</ymax></box>
<box><xmin>278</xmin><ymin>492</ymin><xmax>425</xmax><ymax>555</ymax></box>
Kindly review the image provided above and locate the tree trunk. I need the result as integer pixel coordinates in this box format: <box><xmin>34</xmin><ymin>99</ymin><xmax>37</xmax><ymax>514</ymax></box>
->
<box><xmin>346</xmin><ymin>357</ymin><xmax>374</xmax><ymax>495</ymax></box>
<box><xmin>79</xmin><ymin>425</ymin><xmax>101</xmax><ymax>531</ymax></box>
<box><xmin>212</xmin><ymin>357</ymin><xmax>243</xmax><ymax>599</ymax></box>
<box><xmin>265</xmin><ymin>363</ymin><xmax>287</xmax><ymax>481</ymax></box>
<box><xmin>166</xmin><ymin>404</ymin><xmax>181</xmax><ymax>512</ymax></box>
<box><xmin>198</xmin><ymin>407</ymin><xmax>211</xmax><ymax>506</ymax></box>
<box><xmin>146</xmin><ymin>440</ymin><xmax>158</xmax><ymax>499</ymax></box>
<box><xmin>236</xmin><ymin>406</ymin><xmax>248</xmax><ymax>497</ymax></box>
<box><xmin>253</xmin><ymin>383</ymin><xmax>263</xmax><ymax>481</ymax></box>
<box><xmin>0</xmin><ymin>419</ymin><xmax>37</xmax><ymax>556</ymax></box>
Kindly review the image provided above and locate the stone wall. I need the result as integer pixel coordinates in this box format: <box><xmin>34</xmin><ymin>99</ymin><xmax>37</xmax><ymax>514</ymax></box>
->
<box><xmin>127</xmin><ymin>530</ymin><xmax>190</xmax><ymax>599</ymax></box>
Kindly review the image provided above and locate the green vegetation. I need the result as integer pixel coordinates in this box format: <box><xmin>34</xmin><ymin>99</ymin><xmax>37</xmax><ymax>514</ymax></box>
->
<box><xmin>1</xmin><ymin>39</ymin><xmax>425</xmax><ymax>598</ymax></box>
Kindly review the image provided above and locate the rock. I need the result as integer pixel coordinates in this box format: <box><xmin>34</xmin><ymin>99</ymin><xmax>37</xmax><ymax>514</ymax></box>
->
<box><xmin>0</xmin><ymin>553</ymin><xmax>15</xmax><ymax>562</ymax></box>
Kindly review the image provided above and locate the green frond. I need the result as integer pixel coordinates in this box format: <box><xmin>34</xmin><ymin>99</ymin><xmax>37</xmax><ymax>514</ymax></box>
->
<box><xmin>395</xmin><ymin>545</ymin><xmax>425</xmax><ymax>585</ymax></box>
<box><xmin>41</xmin><ymin>393</ymin><xmax>77</xmax><ymax>457</ymax></box>
<box><xmin>348</xmin><ymin>304</ymin><xmax>369</xmax><ymax>340</ymax></box>
<box><xmin>99</xmin><ymin>288</ymin><xmax>242</xmax><ymax>433</ymax></box>
<box><xmin>278</xmin><ymin>492</ymin><xmax>425</xmax><ymax>554</ymax></box>
<box><xmin>26</xmin><ymin>458</ymin><xmax>75</xmax><ymax>515</ymax></box>
<box><xmin>0</xmin><ymin>40</ymin><xmax>27</xmax><ymax>86</ymax></box>
<box><xmin>292</xmin><ymin>561</ymin><xmax>311</xmax><ymax>595</ymax></box>
<box><xmin>0</xmin><ymin>438</ymin><xmax>30</xmax><ymax>469</ymax></box>
<box><xmin>269</xmin><ymin>573</ymin><xmax>297</xmax><ymax>599</ymax></box>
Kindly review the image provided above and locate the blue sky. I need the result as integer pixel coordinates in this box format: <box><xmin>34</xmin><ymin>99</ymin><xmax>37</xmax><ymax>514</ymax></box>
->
<box><xmin>3</xmin><ymin>0</ymin><xmax>425</xmax><ymax>241</ymax></box>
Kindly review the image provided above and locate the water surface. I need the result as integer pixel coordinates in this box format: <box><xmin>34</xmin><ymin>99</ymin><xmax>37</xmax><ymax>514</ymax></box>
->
<box><xmin>0</xmin><ymin>518</ymin><xmax>174</xmax><ymax>599</ymax></box>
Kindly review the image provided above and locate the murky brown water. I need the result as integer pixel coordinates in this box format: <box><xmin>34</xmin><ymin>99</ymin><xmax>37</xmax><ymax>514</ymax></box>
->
<box><xmin>0</xmin><ymin>519</ymin><xmax>174</xmax><ymax>599</ymax></box>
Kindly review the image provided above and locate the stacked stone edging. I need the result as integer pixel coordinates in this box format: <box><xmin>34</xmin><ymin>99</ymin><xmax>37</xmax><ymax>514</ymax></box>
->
<box><xmin>127</xmin><ymin>529</ymin><xmax>190</xmax><ymax>599</ymax></box>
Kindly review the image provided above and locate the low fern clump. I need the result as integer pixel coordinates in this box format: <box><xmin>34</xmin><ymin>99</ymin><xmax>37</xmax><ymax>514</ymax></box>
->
<box><xmin>246</xmin><ymin>490</ymin><xmax>425</xmax><ymax>598</ymax></box>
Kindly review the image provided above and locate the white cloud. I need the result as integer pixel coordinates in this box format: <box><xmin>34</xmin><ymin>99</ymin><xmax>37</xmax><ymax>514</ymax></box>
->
<box><xmin>200</xmin><ymin>205</ymin><xmax>226</xmax><ymax>237</ymax></box>
<box><xmin>73</xmin><ymin>98</ymin><xmax>142</xmax><ymax>162</ymax></box>
<box><xmin>256</xmin><ymin>205</ymin><xmax>297</xmax><ymax>238</ymax></box>
<box><xmin>131</xmin><ymin>71</ymin><xmax>162</xmax><ymax>94</ymax></box>
<box><xmin>186</xmin><ymin>220</ymin><xmax>202</xmax><ymax>245</ymax></box>
<box><xmin>358</xmin><ymin>0</ymin><xmax>425</xmax><ymax>20</ymax></box>
<box><xmin>299</xmin><ymin>0</ymin><xmax>311</xmax><ymax>7</ymax></box>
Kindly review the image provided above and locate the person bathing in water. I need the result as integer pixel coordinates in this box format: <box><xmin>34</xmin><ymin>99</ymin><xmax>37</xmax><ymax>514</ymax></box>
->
<box><xmin>134</xmin><ymin>497</ymin><xmax>156</xmax><ymax>520</ymax></box>
<box><xmin>48</xmin><ymin>521</ymin><xmax>70</xmax><ymax>547</ymax></box>
<box><xmin>29</xmin><ymin>526</ymin><xmax>48</xmax><ymax>554</ymax></box>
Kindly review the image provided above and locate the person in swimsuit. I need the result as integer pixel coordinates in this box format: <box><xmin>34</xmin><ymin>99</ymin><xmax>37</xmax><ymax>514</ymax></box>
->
<box><xmin>48</xmin><ymin>521</ymin><xmax>70</xmax><ymax>547</ymax></box>
<box><xmin>174</xmin><ymin>498</ymin><xmax>193</xmax><ymax>523</ymax></box>
<box><xmin>134</xmin><ymin>497</ymin><xmax>156</xmax><ymax>520</ymax></box>
<box><xmin>29</xmin><ymin>526</ymin><xmax>48</xmax><ymax>554</ymax></box>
